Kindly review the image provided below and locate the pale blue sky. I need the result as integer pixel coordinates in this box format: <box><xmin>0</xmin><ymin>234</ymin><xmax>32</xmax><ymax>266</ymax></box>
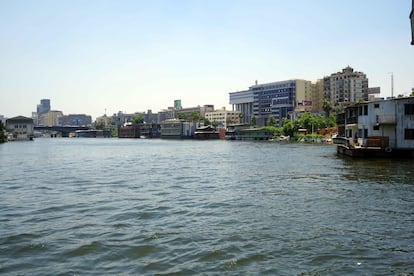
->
<box><xmin>0</xmin><ymin>0</ymin><xmax>413</xmax><ymax>119</ymax></box>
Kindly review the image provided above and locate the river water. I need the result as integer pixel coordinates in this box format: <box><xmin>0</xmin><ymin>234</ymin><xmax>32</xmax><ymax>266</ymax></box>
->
<box><xmin>0</xmin><ymin>138</ymin><xmax>413</xmax><ymax>275</ymax></box>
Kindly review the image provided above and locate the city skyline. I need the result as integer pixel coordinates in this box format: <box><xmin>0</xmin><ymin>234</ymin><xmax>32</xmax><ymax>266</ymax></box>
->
<box><xmin>1</xmin><ymin>0</ymin><xmax>413</xmax><ymax>120</ymax></box>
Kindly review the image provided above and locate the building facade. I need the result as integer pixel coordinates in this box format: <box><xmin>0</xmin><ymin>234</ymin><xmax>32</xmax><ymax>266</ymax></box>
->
<box><xmin>160</xmin><ymin>119</ymin><xmax>195</xmax><ymax>139</ymax></box>
<box><xmin>37</xmin><ymin>99</ymin><xmax>50</xmax><ymax>115</ymax></box>
<box><xmin>38</xmin><ymin>110</ymin><xmax>63</xmax><ymax>126</ymax></box>
<box><xmin>311</xmin><ymin>80</ymin><xmax>324</xmax><ymax>113</ymax></box>
<box><xmin>59</xmin><ymin>114</ymin><xmax>92</xmax><ymax>126</ymax></box>
<box><xmin>324</xmin><ymin>66</ymin><xmax>369</xmax><ymax>105</ymax></box>
<box><xmin>5</xmin><ymin>116</ymin><xmax>34</xmax><ymax>140</ymax></box>
<box><xmin>205</xmin><ymin>108</ymin><xmax>241</xmax><ymax>128</ymax></box>
<box><xmin>230</xmin><ymin>79</ymin><xmax>316</xmax><ymax>127</ymax></box>
<box><xmin>178</xmin><ymin>105</ymin><xmax>214</xmax><ymax>118</ymax></box>
<box><xmin>229</xmin><ymin>89</ymin><xmax>254</xmax><ymax>124</ymax></box>
<box><xmin>339</xmin><ymin>97</ymin><xmax>414</xmax><ymax>151</ymax></box>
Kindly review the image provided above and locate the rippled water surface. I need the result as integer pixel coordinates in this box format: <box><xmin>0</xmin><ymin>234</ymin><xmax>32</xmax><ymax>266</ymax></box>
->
<box><xmin>1</xmin><ymin>138</ymin><xmax>414</xmax><ymax>275</ymax></box>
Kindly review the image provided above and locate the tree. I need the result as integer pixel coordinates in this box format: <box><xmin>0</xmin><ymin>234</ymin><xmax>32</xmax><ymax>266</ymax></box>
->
<box><xmin>282</xmin><ymin>120</ymin><xmax>294</xmax><ymax>137</ymax></box>
<box><xmin>251</xmin><ymin>115</ymin><xmax>256</xmax><ymax>126</ymax></box>
<box><xmin>411</xmin><ymin>88</ymin><xmax>414</xmax><ymax>97</ymax></box>
<box><xmin>190</xmin><ymin>111</ymin><xmax>201</xmax><ymax>122</ymax></box>
<box><xmin>177</xmin><ymin>112</ymin><xmax>187</xmax><ymax>120</ymax></box>
<box><xmin>322</xmin><ymin>98</ymin><xmax>333</xmax><ymax>118</ymax></box>
<box><xmin>0</xmin><ymin>121</ymin><xmax>7</xmax><ymax>143</ymax></box>
<box><xmin>268</xmin><ymin>115</ymin><xmax>276</xmax><ymax>126</ymax></box>
<box><xmin>131</xmin><ymin>114</ymin><xmax>144</xmax><ymax>124</ymax></box>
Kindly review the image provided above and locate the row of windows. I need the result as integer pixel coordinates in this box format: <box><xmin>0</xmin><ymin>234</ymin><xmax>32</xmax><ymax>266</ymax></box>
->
<box><xmin>348</xmin><ymin>127</ymin><xmax>413</xmax><ymax>139</ymax></box>
<box><xmin>14</xmin><ymin>124</ymin><xmax>28</xmax><ymax>128</ymax></box>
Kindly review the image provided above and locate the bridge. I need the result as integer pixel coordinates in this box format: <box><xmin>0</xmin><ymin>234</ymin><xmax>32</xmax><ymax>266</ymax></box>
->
<box><xmin>34</xmin><ymin>126</ymin><xmax>90</xmax><ymax>137</ymax></box>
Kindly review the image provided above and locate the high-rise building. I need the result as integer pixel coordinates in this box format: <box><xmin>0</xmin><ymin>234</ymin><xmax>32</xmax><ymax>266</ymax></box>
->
<box><xmin>230</xmin><ymin>79</ymin><xmax>315</xmax><ymax>126</ymax></box>
<box><xmin>174</xmin><ymin>99</ymin><xmax>182</xmax><ymax>110</ymax></box>
<box><xmin>37</xmin><ymin>99</ymin><xmax>51</xmax><ymax>115</ymax></box>
<box><xmin>323</xmin><ymin>66</ymin><xmax>368</xmax><ymax>105</ymax></box>
<box><xmin>229</xmin><ymin>89</ymin><xmax>254</xmax><ymax>124</ymax></box>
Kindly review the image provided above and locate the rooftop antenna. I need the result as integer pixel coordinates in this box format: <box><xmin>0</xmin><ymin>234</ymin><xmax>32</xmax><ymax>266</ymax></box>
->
<box><xmin>389</xmin><ymin>72</ymin><xmax>394</xmax><ymax>98</ymax></box>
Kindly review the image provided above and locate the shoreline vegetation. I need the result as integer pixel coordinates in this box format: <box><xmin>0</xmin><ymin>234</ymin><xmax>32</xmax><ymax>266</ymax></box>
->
<box><xmin>0</xmin><ymin>121</ymin><xmax>7</xmax><ymax>143</ymax></box>
<box><xmin>251</xmin><ymin>111</ymin><xmax>337</xmax><ymax>143</ymax></box>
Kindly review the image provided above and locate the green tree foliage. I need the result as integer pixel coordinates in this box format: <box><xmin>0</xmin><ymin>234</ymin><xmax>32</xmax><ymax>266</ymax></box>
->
<box><xmin>281</xmin><ymin>112</ymin><xmax>336</xmax><ymax>137</ymax></box>
<box><xmin>267</xmin><ymin>115</ymin><xmax>276</xmax><ymax>126</ymax></box>
<box><xmin>131</xmin><ymin>114</ymin><xmax>144</xmax><ymax>124</ymax></box>
<box><xmin>0</xmin><ymin>121</ymin><xmax>7</xmax><ymax>143</ymax></box>
<box><xmin>322</xmin><ymin>98</ymin><xmax>333</xmax><ymax>118</ymax></box>
<box><xmin>177</xmin><ymin>112</ymin><xmax>187</xmax><ymax>120</ymax></box>
<box><xmin>262</xmin><ymin>126</ymin><xmax>283</xmax><ymax>137</ymax></box>
<box><xmin>190</xmin><ymin>111</ymin><xmax>201</xmax><ymax>122</ymax></box>
<box><xmin>282</xmin><ymin>119</ymin><xmax>295</xmax><ymax>137</ymax></box>
<box><xmin>251</xmin><ymin>115</ymin><xmax>257</xmax><ymax>126</ymax></box>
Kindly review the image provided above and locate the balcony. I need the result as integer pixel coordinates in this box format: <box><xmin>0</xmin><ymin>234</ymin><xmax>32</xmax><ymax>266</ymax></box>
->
<box><xmin>345</xmin><ymin>116</ymin><xmax>357</xmax><ymax>124</ymax></box>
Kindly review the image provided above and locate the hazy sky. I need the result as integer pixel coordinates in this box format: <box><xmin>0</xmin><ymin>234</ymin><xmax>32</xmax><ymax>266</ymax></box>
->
<box><xmin>1</xmin><ymin>0</ymin><xmax>413</xmax><ymax>119</ymax></box>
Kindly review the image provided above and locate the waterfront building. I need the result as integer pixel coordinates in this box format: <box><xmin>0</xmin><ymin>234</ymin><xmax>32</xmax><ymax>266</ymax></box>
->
<box><xmin>111</xmin><ymin>111</ymin><xmax>145</xmax><ymax>126</ymax></box>
<box><xmin>144</xmin><ymin>110</ymin><xmax>158</xmax><ymax>124</ymax></box>
<box><xmin>158</xmin><ymin>107</ymin><xmax>176</xmax><ymax>123</ymax></box>
<box><xmin>5</xmin><ymin>116</ymin><xmax>34</xmax><ymax>140</ymax></box>
<box><xmin>230</xmin><ymin>79</ymin><xmax>316</xmax><ymax>126</ymax></box>
<box><xmin>59</xmin><ymin>114</ymin><xmax>92</xmax><ymax>126</ymax></box>
<box><xmin>194</xmin><ymin>125</ymin><xmax>220</xmax><ymax>139</ymax></box>
<box><xmin>324</xmin><ymin>66</ymin><xmax>369</xmax><ymax>105</ymax></box>
<box><xmin>38</xmin><ymin>110</ymin><xmax>63</xmax><ymax>126</ymax></box>
<box><xmin>160</xmin><ymin>119</ymin><xmax>195</xmax><ymax>139</ymax></box>
<box><xmin>205</xmin><ymin>108</ymin><xmax>241</xmax><ymax>128</ymax></box>
<box><xmin>118</xmin><ymin>123</ymin><xmax>161</xmax><ymax>138</ymax></box>
<box><xmin>335</xmin><ymin>97</ymin><xmax>414</xmax><ymax>157</ymax></box>
<box><xmin>225</xmin><ymin>124</ymin><xmax>273</xmax><ymax>141</ymax></box>
<box><xmin>229</xmin><ymin>89</ymin><xmax>254</xmax><ymax>124</ymax></box>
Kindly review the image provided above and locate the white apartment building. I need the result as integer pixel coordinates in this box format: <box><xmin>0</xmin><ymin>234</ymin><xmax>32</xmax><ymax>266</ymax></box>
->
<box><xmin>324</xmin><ymin>66</ymin><xmax>368</xmax><ymax>105</ymax></box>
<box><xmin>205</xmin><ymin>108</ymin><xmax>241</xmax><ymax>128</ymax></box>
<box><xmin>343</xmin><ymin>97</ymin><xmax>414</xmax><ymax>150</ymax></box>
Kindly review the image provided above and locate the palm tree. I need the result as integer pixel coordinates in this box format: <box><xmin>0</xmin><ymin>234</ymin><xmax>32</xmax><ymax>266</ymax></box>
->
<box><xmin>322</xmin><ymin>99</ymin><xmax>333</xmax><ymax>118</ymax></box>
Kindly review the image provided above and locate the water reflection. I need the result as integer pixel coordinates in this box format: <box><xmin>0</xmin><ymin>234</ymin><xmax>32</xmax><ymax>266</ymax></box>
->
<box><xmin>340</xmin><ymin>157</ymin><xmax>414</xmax><ymax>185</ymax></box>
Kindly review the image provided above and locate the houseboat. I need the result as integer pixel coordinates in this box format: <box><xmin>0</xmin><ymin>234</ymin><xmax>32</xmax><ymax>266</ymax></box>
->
<box><xmin>225</xmin><ymin>124</ymin><xmax>273</xmax><ymax>141</ymax></box>
<box><xmin>334</xmin><ymin>97</ymin><xmax>414</xmax><ymax>157</ymax></box>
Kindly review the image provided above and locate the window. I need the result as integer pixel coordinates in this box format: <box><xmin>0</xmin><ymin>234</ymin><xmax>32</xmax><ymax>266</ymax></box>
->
<box><xmin>364</xmin><ymin>105</ymin><xmax>368</xmax><ymax>115</ymax></box>
<box><xmin>405</xmin><ymin>104</ymin><xmax>414</xmax><ymax>115</ymax></box>
<box><xmin>374</xmin><ymin>103</ymin><xmax>380</xmax><ymax>108</ymax></box>
<box><xmin>405</xmin><ymin>129</ymin><xmax>414</xmax><ymax>139</ymax></box>
<box><xmin>373</xmin><ymin>125</ymin><xmax>379</xmax><ymax>131</ymax></box>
